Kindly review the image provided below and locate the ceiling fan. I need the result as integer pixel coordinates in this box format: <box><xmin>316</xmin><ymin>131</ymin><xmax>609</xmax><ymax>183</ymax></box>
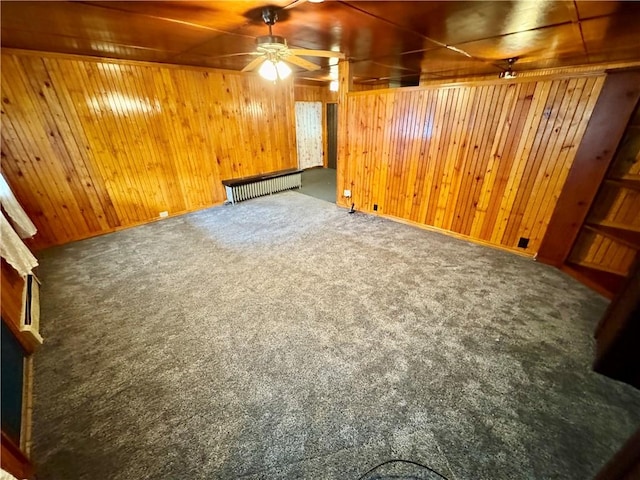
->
<box><xmin>241</xmin><ymin>7</ymin><xmax>344</xmax><ymax>81</ymax></box>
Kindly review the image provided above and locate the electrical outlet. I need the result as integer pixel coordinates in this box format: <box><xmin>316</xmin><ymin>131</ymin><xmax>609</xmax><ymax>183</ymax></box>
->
<box><xmin>373</xmin><ymin>204</ymin><xmax>378</xmax><ymax>211</ymax></box>
<box><xmin>517</xmin><ymin>237</ymin><xmax>529</xmax><ymax>249</ymax></box>
<box><xmin>159</xmin><ymin>211</ymin><xmax>169</xmax><ymax>218</ymax></box>
<box><xmin>343</xmin><ymin>189</ymin><xmax>351</xmax><ymax>198</ymax></box>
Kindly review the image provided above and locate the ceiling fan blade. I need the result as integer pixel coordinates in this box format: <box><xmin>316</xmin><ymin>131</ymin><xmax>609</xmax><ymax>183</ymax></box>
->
<box><xmin>212</xmin><ymin>52</ymin><xmax>262</xmax><ymax>59</ymax></box>
<box><xmin>288</xmin><ymin>49</ymin><xmax>344</xmax><ymax>59</ymax></box>
<box><xmin>283</xmin><ymin>0</ymin><xmax>308</xmax><ymax>10</ymax></box>
<box><xmin>284</xmin><ymin>55</ymin><xmax>321</xmax><ymax>71</ymax></box>
<box><xmin>242</xmin><ymin>55</ymin><xmax>266</xmax><ymax>72</ymax></box>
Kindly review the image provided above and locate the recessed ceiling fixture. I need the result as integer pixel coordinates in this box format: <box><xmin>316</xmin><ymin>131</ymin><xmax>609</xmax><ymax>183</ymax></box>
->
<box><xmin>499</xmin><ymin>58</ymin><xmax>518</xmax><ymax>79</ymax></box>
<box><xmin>308</xmin><ymin>0</ymin><xmax>325</xmax><ymax>3</ymax></box>
<box><xmin>241</xmin><ymin>7</ymin><xmax>343</xmax><ymax>81</ymax></box>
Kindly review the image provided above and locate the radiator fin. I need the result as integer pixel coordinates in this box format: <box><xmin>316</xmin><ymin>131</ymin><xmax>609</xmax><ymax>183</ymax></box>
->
<box><xmin>224</xmin><ymin>173</ymin><xmax>301</xmax><ymax>204</ymax></box>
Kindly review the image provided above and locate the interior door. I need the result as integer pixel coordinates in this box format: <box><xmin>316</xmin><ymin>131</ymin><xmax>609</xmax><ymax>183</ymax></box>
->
<box><xmin>295</xmin><ymin>101</ymin><xmax>323</xmax><ymax>170</ymax></box>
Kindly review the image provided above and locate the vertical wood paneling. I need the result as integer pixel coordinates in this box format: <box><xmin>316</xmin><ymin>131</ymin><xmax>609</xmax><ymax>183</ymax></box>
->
<box><xmin>294</xmin><ymin>85</ymin><xmax>337</xmax><ymax>104</ymax></box>
<box><xmin>569</xmin><ymin>231</ymin><xmax>636</xmax><ymax>275</ymax></box>
<box><xmin>590</xmin><ymin>184</ymin><xmax>640</xmax><ymax>232</ymax></box>
<box><xmin>1</xmin><ymin>52</ymin><xmax>297</xmax><ymax>249</ymax></box>
<box><xmin>338</xmin><ymin>75</ymin><xmax>605</xmax><ymax>255</ymax></box>
<box><xmin>537</xmin><ymin>71</ymin><xmax>640</xmax><ymax>267</ymax></box>
<box><xmin>562</xmin><ymin>96</ymin><xmax>640</xmax><ymax>290</ymax></box>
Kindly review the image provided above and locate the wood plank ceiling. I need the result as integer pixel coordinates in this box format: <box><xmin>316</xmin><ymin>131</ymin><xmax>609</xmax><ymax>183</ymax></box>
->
<box><xmin>2</xmin><ymin>1</ymin><xmax>640</xmax><ymax>85</ymax></box>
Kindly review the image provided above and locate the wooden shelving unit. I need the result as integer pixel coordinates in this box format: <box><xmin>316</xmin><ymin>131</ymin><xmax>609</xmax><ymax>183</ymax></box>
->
<box><xmin>565</xmin><ymin>99</ymin><xmax>640</xmax><ymax>298</ymax></box>
<box><xmin>563</xmin><ymin>262</ymin><xmax>627</xmax><ymax>299</ymax></box>
<box><xmin>583</xmin><ymin>223</ymin><xmax>640</xmax><ymax>250</ymax></box>
<box><xmin>603</xmin><ymin>178</ymin><xmax>640</xmax><ymax>191</ymax></box>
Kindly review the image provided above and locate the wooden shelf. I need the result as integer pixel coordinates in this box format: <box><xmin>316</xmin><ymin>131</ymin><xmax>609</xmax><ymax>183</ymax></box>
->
<box><xmin>568</xmin><ymin>259</ymin><xmax>627</xmax><ymax>276</ymax></box>
<box><xmin>614</xmin><ymin>174</ymin><xmax>640</xmax><ymax>182</ymax></box>
<box><xmin>588</xmin><ymin>218</ymin><xmax>640</xmax><ymax>233</ymax></box>
<box><xmin>584</xmin><ymin>223</ymin><xmax>640</xmax><ymax>250</ymax></box>
<box><xmin>604</xmin><ymin>178</ymin><xmax>640</xmax><ymax>191</ymax></box>
<box><xmin>563</xmin><ymin>262</ymin><xmax>626</xmax><ymax>299</ymax></box>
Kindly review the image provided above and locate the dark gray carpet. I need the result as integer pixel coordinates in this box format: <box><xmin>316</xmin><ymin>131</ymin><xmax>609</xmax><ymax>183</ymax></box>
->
<box><xmin>33</xmin><ymin>191</ymin><xmax>640</xmax><ymax>480</ymax></box>
<box><xmin>299</xmin><ymin>167</ymin><xmax>336</xmax><ymax>203</ymax></box>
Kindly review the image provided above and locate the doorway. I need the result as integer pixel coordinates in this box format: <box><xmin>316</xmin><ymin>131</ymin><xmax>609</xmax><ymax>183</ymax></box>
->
<box><xmin>327</xmin><ymin>103</ymin><xmax>338</xmax><ymax>170</ymax></box>
<box><xmin>295</xmin><ymin>101</ymin><xmax>323</xmax><ymax>170</ymax></box>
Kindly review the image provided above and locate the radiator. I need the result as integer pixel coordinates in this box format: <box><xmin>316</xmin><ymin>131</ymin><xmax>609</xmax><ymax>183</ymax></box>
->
<box><xmin>224</xmin><ymin>173</ymin><xmax>301</xmax><ymax>204</ymax></box>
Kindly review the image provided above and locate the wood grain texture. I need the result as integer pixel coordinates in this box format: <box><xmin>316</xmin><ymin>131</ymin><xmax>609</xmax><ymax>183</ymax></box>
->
<box><xmin>562</xmin><ymin>97</ymin><xmax>640</xmax><ymax>287</ymax></box>
<box><xmin>568</xmin><ymin>231</ymin><xmax>637</xmax><ymax>276</ymax></box>
<box><xmin>294</xmin><ymin>85</ymin><xmax>337</xmax><ymax>104</ymax></box>
<box><xmin>418</xmin><ymin>60</ymin><xmax>640</xmax><ymax>87</ymax></box>
<box><xmin>337</xmin><ymin>75</ymin><xmax>605</xmax><ymax>255</ymax></box>
<box><xmin>336</xmin><ymin>59</ymin><xmax>351</xmax><ymax>204</ymax></box>
<box><xmin>1</xmin><ymin>51</ymin><xmax>297</xmax><ymax>249</ymax></box>
<box><xmin>590</xmin><ymin>183</ymin><xmax>640</xmax><ymax>232</ymax></box>
<box><xmin>537</xmin><ymin>70</ymin><xmax>640</xmax><ymax>265</ymax></box>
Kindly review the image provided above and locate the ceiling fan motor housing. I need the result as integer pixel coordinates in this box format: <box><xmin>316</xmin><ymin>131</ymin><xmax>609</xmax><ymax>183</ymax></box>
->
<box><xmin>256</xmin><ymin>35</ymin><xmax>288</xmax><ymax>52</ymax></box>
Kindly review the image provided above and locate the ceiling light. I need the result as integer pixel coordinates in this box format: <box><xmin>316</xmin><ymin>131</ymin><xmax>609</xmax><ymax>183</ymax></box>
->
<box><xmin>259</xmin><ymin>60</ymin><xmax>291</xmax><ymax>81</ymax></box>
<box><xmin>499</xmin><ymin>57</ymin><xmax>517</xmax><ymax>79</ymax></box>
<box><xmin>329</xmin><ymin>80</ymin><xmax>339</xmax><ymax>92</ymax></box>
<box><xmin>276</xmin><ymin>60</ymin><xmax>291</xmax><ymax>79</ymax></box>
<box><xmin>308</xmin><ymin>0</ymin><xmax>325</xmax><ymax>3</ymax></box>
<box><xmin>259</xmin><ymin>60</ymin><xmax>278</xmax><ymax>81</ymax></box>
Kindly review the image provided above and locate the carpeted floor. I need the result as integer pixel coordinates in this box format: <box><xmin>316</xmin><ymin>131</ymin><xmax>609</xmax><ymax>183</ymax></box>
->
<box><xmin>33</xmin><ymin>191</ymin><xmax>640</xmax><ymax>480</ymax></box>
<box><xmin>298</xmin><ymin>167</ymin><xmax>336</xmax><ymax>203</ymax></box>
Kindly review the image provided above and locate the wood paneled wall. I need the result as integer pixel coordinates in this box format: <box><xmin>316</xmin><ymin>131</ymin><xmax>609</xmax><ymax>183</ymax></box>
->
<box><xmin>1</xmin><ymin>51</ymin><xmax>297</xmax><ymax>249</ymax></box>
<box><xmin>590</xmin><ymin>183</ymin><xmax>640</xmax><ymax>232</ymax></box>
<box><xmin>294</xmin><ymin>84</ymin><xmax>337</xmax><ymax>104</ymax></box>
<box><xmin>564</xmin><ymin>95</ymin><xmax>640</xmax><ymax>283</ymax></box>
<box><xmin>568</xmin><ymin>230</ymin><xmax>637</xmax><ymax>276</ymax></box>
<box><xmin>419</xmin><ymin>60</ymin><xmax>640</xmax><ymax>87</ymax></box>
<box><xmin>351</xmin><ymin>83</ymin><xmax>390</xmax><ymax>92</ymax></box>
<box><xmin>337</xmin><ymin>75</ymin><xmax>605</xmax><ymax>255</ymax></box>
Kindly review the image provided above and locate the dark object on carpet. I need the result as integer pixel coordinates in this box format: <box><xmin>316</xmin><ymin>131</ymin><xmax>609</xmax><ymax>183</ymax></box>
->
<box><xmin>357</xmin><ymin>459</ymin><xmax>448</xmax><ymax>480</ymax></box>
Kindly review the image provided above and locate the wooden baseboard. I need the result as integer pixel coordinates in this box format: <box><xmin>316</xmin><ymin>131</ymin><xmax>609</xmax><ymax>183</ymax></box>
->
<box><xmin>32</xmin><ymin>201</ymin><xmax>227</xmax><ymax>252</ymax></box>
<box><xmin>334</xmin><ymin>204</ymin><xmax>533</xmax><ymax>259</ymax></box>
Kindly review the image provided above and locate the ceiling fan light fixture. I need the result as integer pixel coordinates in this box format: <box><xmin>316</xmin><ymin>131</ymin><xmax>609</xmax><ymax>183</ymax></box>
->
<box><xmin>242</xmin><ymin>6</ymin><xmax>343</xmax><ymax>79</ymax></box>
<box><xmin>276</xmin><ymin>60</ymin><xmax>292</xmax><ymax>79</ymax></box>
<box><xmin>499</xmin><ymin>57</ymin><xmax>518</xmax><ymax>80</ymax></box>
<box><xmin>259</xmin><ymin>60</ymin><xmax>278</xmax><ymax>81</ymax></box>
<box><xmin>258</xmin><ymin>59</ymin><xmax>291</xmax><ymax>81</ymax></box>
